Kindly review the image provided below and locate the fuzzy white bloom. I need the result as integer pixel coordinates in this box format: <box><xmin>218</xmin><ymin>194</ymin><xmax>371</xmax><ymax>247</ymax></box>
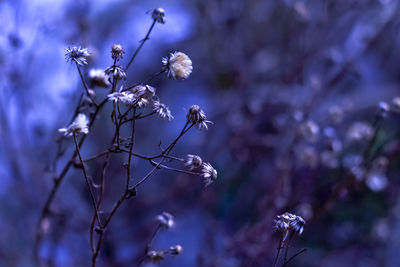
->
<box><xmin>65</xmin><ymin>46</ymin><xmax>90</xmax><ymax>66</ymax></box>
<box><xmin>107</xmin><ymin>91</ymin><xmax>134</xmax><ymax>105</ymax></box>
<box><xmin>186</xmin><ymin>105</ymin><xmax>212</xmax><ymax>130</ymax></box>
<box><xmin>162</xmin><ymin>52</ymin><xmax>193</xmax><ymax>80</ymax></box>
<box><xmin>184</xmin><ymin>154</ymin><xmax>202</xmax><ymax>170</ymax></box>
<box><xmin>153</xmin><ymin>100</ymin><xmax>173</xmax><ymax>120</ymax></box>
<box><xmin>58</xmin><ymin>113</ymin><xmax>89</xmax><ymax>137</ymax></box>
<box><xmin>201</xmin><ymin>162</ymin><xmax>217</xmax><ymax>187</ymax></box>
<box><xmin>89</xmin><ymin>69</ymin><xmax>110</xmax><ymax>88</ymax></box>
<box><xmin>156</xmin><ymin>212</ymin><xmax>174</xmax><ymax>229</ymax></box>
<box><xmin>274</xmin><ymin>212</ymin><xmax>306</xmax><ymax>241</ymax></box>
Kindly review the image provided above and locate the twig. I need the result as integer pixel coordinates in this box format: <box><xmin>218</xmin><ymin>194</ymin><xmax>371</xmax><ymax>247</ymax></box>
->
<box><xmin>125</xmin><ymin>20</ymin><xmax>157</xmax><ymax>71</ymax></box>
<box><xmin>73</xmin><ymin>134</ymin><xmax>103</xmax><ymax>227</ymax></box>
<box><xmin>283</xmin><ymin>248</ymin><xmax>307</xmax><ymax>267</ymax></box>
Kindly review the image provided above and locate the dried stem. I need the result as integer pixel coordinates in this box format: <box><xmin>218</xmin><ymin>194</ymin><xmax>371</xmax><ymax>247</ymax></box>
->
<box><xmin>76</xmin><ymin>63</ymin><xmax>96</xmax><ymax>106</ymax></box>
<box><xmin>125</xmin><ymin>19</ymin><xmax>157</xmax><ymax>71</ymax></box>
<box><xmin>73</xmin><ymin>134</ymin><xmax>103</xmax><ymax>227</ymax></box>
<box><xmin>273</xmin><ymin>237</ymin><xmax>283</xmax><ymax>267</ymax></box>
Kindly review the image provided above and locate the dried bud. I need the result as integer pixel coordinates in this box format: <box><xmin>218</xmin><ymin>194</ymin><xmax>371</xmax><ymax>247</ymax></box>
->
<box><xmin>169</xmin><ymin>245</ymin><xmax>183</xmax><ymax>255</ymax></box>
<box><xmin>111</xmin><ymin>44</ymin><xmax>124</xmax><ymax>61</ymax></box>
<box><xmin>152</xmin><ymin>8</ymin><xmax>166</xmax><ymax>24</ymax></box>
<box><xmin>147</xmin><ymin>251</ymin><xmax>164</xmax><ymax>263</ymax></box>
<box><xmin>156</xmin><ymin>212</ymin><xmax>174</xmax><ymax>229</ymax></box>
<box><xmin>201</xmin><ymin>162</ymin><xmax>217</xmax><ymax>187</ymax></box>
<box><xmin>184</xmin><ymin>154</ymin><xmax>203</xmax><ymax>170</ymax></box>
<box><xmin>89</xmin><ymin>69</ymin><xmax>110</xmax><ymax>88</ymax></box>
<box><xmin>162</xmin><ymin>52</ymin><xmax>193</xmax><ymax>80</ymax></box>
<box><xmin>153</xmin><ymin>100</ymin><xmax>173</xmax><ymax>120</ymax></box>
<box><xmin>105</xmin><ymin>65</ymin><xmax>126</xmax><ymax>80</ymax></box>
<box><xmin>186</xmin><ymin>105</ymin><xmax>212</xmax><ymax>130</ymax></box>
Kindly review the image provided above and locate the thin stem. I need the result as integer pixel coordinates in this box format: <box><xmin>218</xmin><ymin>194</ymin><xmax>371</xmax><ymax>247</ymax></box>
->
<box><xmin>34</xmin><ymin>98</ymin><xmax>108</xmax><ymax>262</ymax></box>
<box><xmin>136</xmin><ymin>224</ymin><xmax>161</xmax><ymax>267</ymax></box>
<box><xmin>76</xmin><ymin>63</ymin><xmax>96</xmax><ymax>106</ymax></box>
<box><xmin>273</xmin><ymin>237</ymin><xmax>283</xmax><ymax>267</ymax></box>
<box><xmin>283</xmin><ymin>232</ymin><xmax>295</xmax><ymax>265</ymax></box>
<box><xmin>126</xmin><ymin>108</ymin><xmax>137</xmax><ymax>190</ymax></box>
<box><xmin>283</xmin><ymin>248</ymin><xmax>307</xmax><ymax>266</ymax></box>
<box><xmin>132</xmin><ymin>122</ymin><xmax>192</xmax><ymax>189</ymax></box>
<box><xmin>73</xmin><ymin>134</ymin><xmax>103</xmax><ymax>227</ymax></box>
<box><xmin>125</xmin><ymin>20</ymin><xmax>157</xmax><ymax>71</ymax></box>
<box><xmin>90</xmin><ymin>153</ymin><xmax>109</xmax><ymax>253</ymax></box>
<box><xmin>122</xmin><ymin>70</ymin><xmax>166</xmax><ymax>92</ymax></box>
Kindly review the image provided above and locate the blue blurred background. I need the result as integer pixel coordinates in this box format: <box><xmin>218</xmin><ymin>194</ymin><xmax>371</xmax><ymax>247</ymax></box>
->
<box><xmin>2</xmin><ymin>0</ymin><xmax>400</xmax><ymax>266</ymax></box>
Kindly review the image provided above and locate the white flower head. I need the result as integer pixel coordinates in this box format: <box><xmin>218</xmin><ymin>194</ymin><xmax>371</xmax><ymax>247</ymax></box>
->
<box><xmin>153</xmin><ymin>100</ymin><xmax>173</xmax><ymax>120</ymax></box>
<box><xmin>107</xmin><ymin>88</ymin><xmax>134</xmax><ymax>105</ymax></box>
<box><xmin>58</xmin><ymin>113</ymin><xmax>89</xmax><ymax>137</ymax></box>
<box><xmin>151</xmin><ymin>8</ymin><xmax>166</xmax><ymax>24</ymax></box>
<box><xmin>65</xmin><ymin>46</ymin><xmax>90</xmax><ymax>66</ymax></box>
<box><xmin>184</xmin><ymin>154</ymin><xmax>202</xmax><ymax>170</ymax></box>
<box><xmin>186</xmin><ymin>105</ymin><xmax>212</xmax><ymax>130</ymax></box>
<box><xmin>201</xmin><ymin>162</ymin><xmax>217</xmax><ymax>187</ymax></box>
<box><xmin>162</xmin><ymin>52</ymin><xmax>193</xmax><ymax>80</ymax></box>
<box><xmin>156</xmin><ymin>212</ymin><xmax>174</xmax><ymax>229</ymax></box>
<box><xmin>89</xmin><ymin>69</ymin><xmax>110</xmax><ymax>88</ymax></box>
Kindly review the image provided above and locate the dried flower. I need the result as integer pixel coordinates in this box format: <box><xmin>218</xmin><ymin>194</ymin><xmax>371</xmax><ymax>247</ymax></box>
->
<box><xmin>186</xmin><ymin>105</ymin><xmax>212</xmax><ymax>130</ymax></box>
<box><xmin>131</xmin><ymin>85</ymin><xmax>156</xmax><ymax>108</ymax></box>
<box><xmin>184</xmin><ymin>154</ymin><xmax>203</xmax><ymax>170</ymax></box>
<box><xmin>58</xmin><ymin>113</ymin><xmax>89</xmax><ymax>137</ymax></box>
<box><xmin>107</xmin><ymin>90</ymin><xmax>134</xmax><ymax>105</ymax></box>
<box><xmin>111</xmin><ymin>44</ymin><xmax>124</xmax><ymax>61</ymax></box>
<box><xmin>162</xmin><ymin>52</ymin><xmax>193</xmax><ymax>80</ymax></box>
<box><xmin>201</xmin><ymin>162</ymin><xmax>217</xmax><ymax>187</ymax></box>
<box><xmin>147</xmin><ymin>251</ymin><xmax>164</xmax><ymax>263</ymax></box>
<box><xmin>169</xmin><ymin>245</ymin><xmax>183</xmax><ymax>255</ymax></box>
<box><xmin>105</xmin><ymin>65</ymin><xmax>126</xmax><ymax>80</ymax></box>
<box><xmin>346</xmin><ymin>122</ymin><xmax>373</xmax><ymax>142</ymax></box>
<box><xmin>274</xmin><ymin>212</ymin><xmax>306</xmax><ymax>241</ymax></box>
<box><xmin>89</xmin><ymin>69</ymin><xmax>110</xmax><ymax>88</ymax></box>
<box><xmin>151</xmin><ymin>8</ymin><xmax>166</xmax><ymax>24</ymax></box>
<box><xmin>65</xmin><ymin>46</ymin><xmax>90</xmax><ymax>66</ymax></box>
<box><xmin>153</xmin><ymin>100</ymin><xmax>173</xmax><ymax>120</ymax></box>
<box><xmin>156</xmin><ymin>212</ymin><xmax>174</xmax><ymax>229</ymax></box>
